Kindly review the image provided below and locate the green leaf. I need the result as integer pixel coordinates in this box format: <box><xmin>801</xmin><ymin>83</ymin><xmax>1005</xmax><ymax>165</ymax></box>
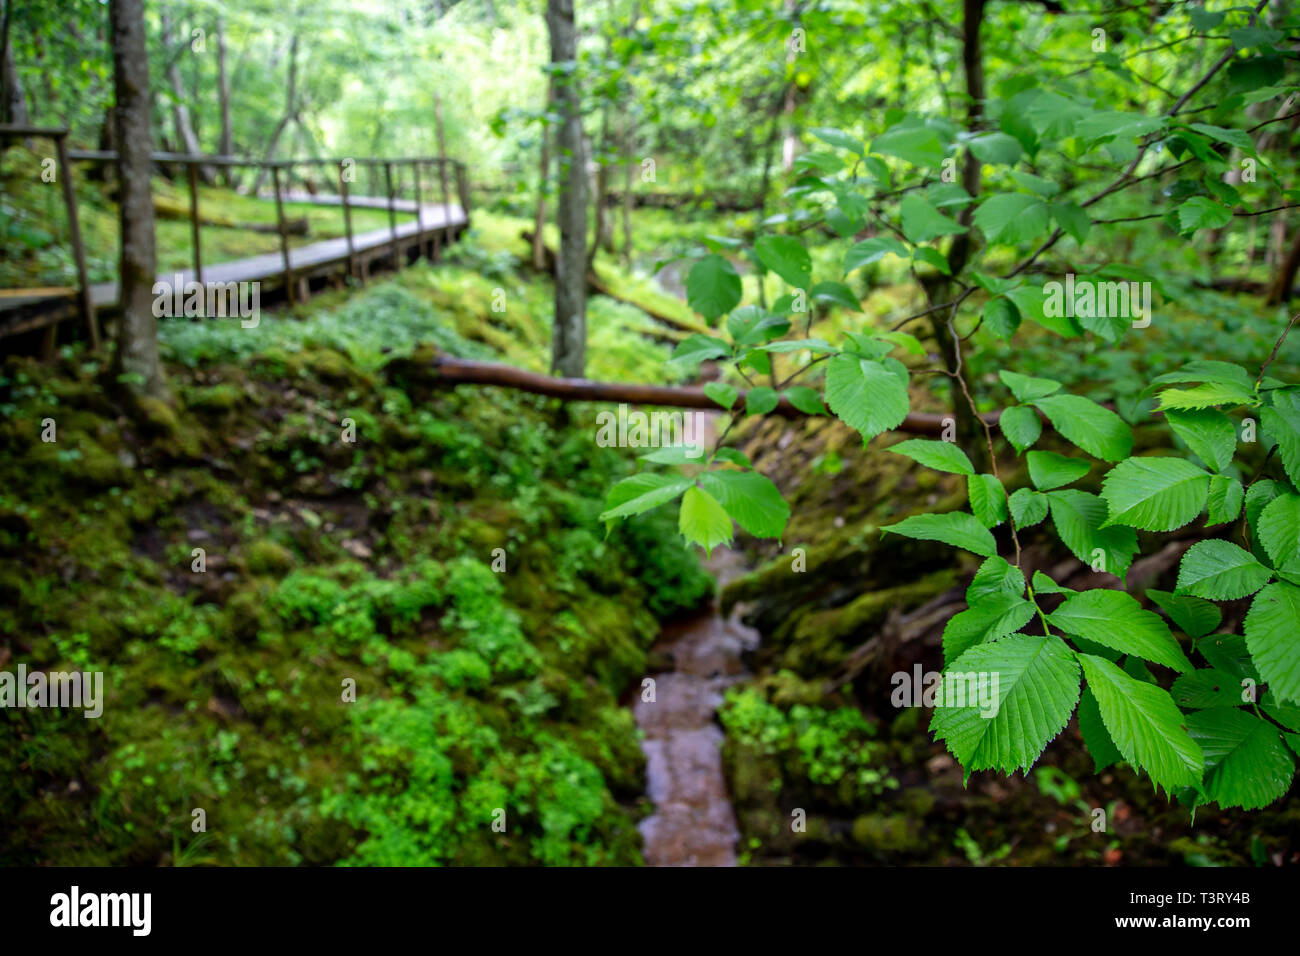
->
<box><xmin>754</xmin><ymin>236</ymin><xmax>812</xmax><ymax>290</ymax></box>
<box><xmin>669</xmin><ymin>332</ymin><xmax>731</xmax><ymax>365</ymax></box>
<box><xmin>1172</xmin><ymin>670</ymin><xmax>1244</xmax><ymax>710</ymax></box>
<box><xmin>912</xmin><ymin>247</ymin><xmax>952</xmax><ymax>275</ymax></box>
<box><xmin>1176</xmin><ymin>540</ymin><xmax>1273</xmax><ymax>601</ymax></box>
<box><xmin>941</xmin><ymin>594</ymin><xmax>1036</xmax><ymax>667</ymax></box>
<box><xmin>678</xmin><ymin>485</ymin><xmax>733</xmax><ymax>555</ymax></box>
<box><xmin>1050</xmin><ymin>201</ymin><xmax>1091</xmax><ymax>244</ymax></box>
<box><xmin>999</xmin><ymin>405</ymin><xmax>1041</xmax><ymax>453</ymax></box>
<box><xmin>843</xmin><ymin>236</ymin><xmax>909</xmax><ymax>274</ymax></box>
<box><xmin>1258</xmin><ymin>492</ymin><xmax>1300</xmax><ymax>576</ymax></box>
<box><xmin>1186</xmin><ymin>708</ymin><xmax>1294</xmax><ymax>810</ymax></box>
<box><xmin>1027</xmin><ymin>450</ymin><xmax>1091</xmax><ymax>491</ymax></box>
<box><xmin>966</xmin><ymin>555</ymin><xmax>1025</xmax><ymax>603</ymax></box>
<box><xmin>872</xmin><ymin>125</ymin><xmax>945</xmax><ymax>167</ymax></box>
<box><xmin>685</xmin><ymin>254</ymin><xmax>743</xmax><ymax>320</ymax></box>
<box><xmin>999</xmin><ymin>369</ymin><xmax>1061</xmax><ymax>403</ymax></box>
<box><xmin>1047</xmin><ymin>489</ymin><xmax>1139</xmax><ymax>580</ymax></box>
<box><xmin>783</xmin><ymin>386</ymin><xmax>827</xmax><ymax>416</ymax></box>
<box><xmin>982</xmin><ymin>297</ymin><xmax>1021</xmax><ymax>339</ymax></box>
<box><xmin>974</xmin><ymin>193</ymin><xmax>1050</xmax><ymax>245</ymax></box>
<box><xmin>968</xmin><ymin>131</ymin><xmax>1023</xmax><ymax>165</ymax></box>
<box><xmin>824</xmin><ymin>354</ymin><xmax>910</xmax><ymax>443</ymax></box>
<box><xmin>1158</xmin><ymin>381</ymin><xmax>1256</xmax><ymax>411</ymax></box>
<box><xmin>712</xmin><ymin>447</ymin><xmax>751</xmax><ymax>468</ymax></box>
<box><xmin>1198</xmin><ymin>633</ymin><xmax>1258</xmax><ymax>682</ymax></box>
<box><xmin>1244</xmin><ymin>581</ymin><xmax>1300</xmax><ymax>704</ymax></box>
<box><xmin>968</xmin><ymin>474</ymin><xmax>1007</xmax><ymax>528</ymax></box>
<box><xmin>1048</xmin><ymin>589</ymin><xmax>1192</xmax><ymax>672</ymax></box>
<box><xmin>600</xmin><ymin>473</ymin><xmax>693</xmax><ymax>522</ymax></box>
<box><xmin>1008</xmin><ymin>284</ymin><xmax>1081</xmax><ymax>337</ymax></box>
<box><xmin>1145</xmin><ymin>589</ymin><xmax>1222</xmax><ymax>639</ymax></box>
<box><xmin>1077</xmin><ymin>687</ymin><xmax>1122</xmax><ymax>771</ymax></box>
<box><xmin>1099</xmin><ymin>457</ymin><xmax>1210</xmax><ymax>531</ymax></box>
<box><xmin>930</xmin><ymin>635</ymin><xmax>1080</xmax><ymax>777</ymax></box>
<box><xmin>1260</xmin><ymin>389</ymin><xmax>1300</xmax><ymax>488</ymax></box>
<box><xmin>810</xmin><ymin>126</ymin><xmax>863</xmax><ymax>155</ymax></box>
<box><xmin>1031</xmin><ymin>569</ymin><xmax>1075</xmax><ymax>596</ymax></box>
<box><xmin>1176</xmin><ymin>196</ymin><xmax>1234</xmax><ymax>234</ymax></box>
<box><xmin>1206</xmin><ymin>474</ymin><xmax>1244</xmax><ymax>527</ymax></box>
<box><xmin>703</xmin><ymin>381</ymin><xmax>738</xmax><ymax>410</ymax></box>
<box><xmin>698</xmin><ymin>470</ymin><xmax>789</xmax><ymax>539</ymax></box>
<box><xmin>899</xmin><ymin>194</ymin><xmax>966</xmax><ymax>243</ymax></box>
<box><xmin>809</xmin><ymin>281</ymin><xmax>860</xmax><ymax>311</ymax></box>
<box><xmin>1079</xmin><ymin>654</ymin><xmax>1203</xmax><ymax>795</ymax></box>
<box><xmin>1163</xmin><ymin>408</ymin><xmax>1236</xmax><ymax>472</ymax></box>
<box><xmin>727</xmin><ymin>305</ymin><xmax>789</xmax><ymax>346</ymax></box>
<box><xmin>888</xmin><ymin>438</ymin><xmax>974</xmax><ymax>475</ymax></box>
<box><xmin>745</xmin><ymin>386</ymin><xmax>779</xmax><ymax>417</ymax></box>
<box><xmin>1009</xmin><ymin>487</ymin><xmax>1049</xmax><ymax>527</ymax></box>
<box><xmin>881</xmin><ymin>511</ymin><xmax>997</xmax><ymax>558</ymax></box>
<box><xmin>1031</xmin><ymin>394</ymin><xmax>1133</xmax><ymax>461</ymax></box>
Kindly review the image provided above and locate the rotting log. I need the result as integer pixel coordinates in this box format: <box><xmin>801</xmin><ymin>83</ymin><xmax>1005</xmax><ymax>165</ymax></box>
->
<box><xmin>425</xmin><ymin>354</ymin><xmax>986</xmax><ymax>435</ymax></box>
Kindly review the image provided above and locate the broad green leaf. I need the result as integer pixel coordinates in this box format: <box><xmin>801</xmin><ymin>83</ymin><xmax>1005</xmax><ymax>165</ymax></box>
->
<box><xmin>809</xmin><ymin>281</ymin><xmax>859</xmax><ymax>311</ymax></box>
<box><xmin>1031</xmin><ymin>569</ymin><xmax>1076</xmax><ymax>596</ymax></box>
<box><xmin>1158</xmin><ymin>381</ymin><xmax>1256</xmax><ymax>411</ymax></box>
<box><xmin>912</xmin><ymin>247</ymin><xmax>952</xmax><ymax>275</ymax></box>
<box><xmin>1009</xmin><ymin>487</ymin><xmax>1048</xmax><ymax>527</ymax></box>
<box><xmin>1186</xmin><ymin>708</ymin><xmax>1294</xmax><ymax>810</ymax></box>
<box><xmin>941</xmin><ymin>594</ymin><xmax>1036</xmax><ymax>666</ymax></box>
<box><xmin>1031</xmin><ymin>394</ymin><xmax>1133</xmax><ymax>461</ymax></box>
<box><xmin>1260</xmin><ymin>389</ymin><xmax>1300</xmax><ymax>488</ymax></box>
<box><xmin>745</xmin><ymin>386</ymin><xmax>779</xmax><ymax>417</ymax></box>
<box><xmin>1198</xmin><ymin>633</ymin><xmax>1259</xmax><ymax>682</ymax></box>
<box><xmin>843</xmin><ymin>236</ymin><xmax>909</xmax><ymax>274</ymax></box>
<box><xmin>810</xmin><ymin>126</ymin><xmax>863</xmax><ymax>155</ymax></box>
<box><xmin>966</xmin><ymin>555</ymin><xmax>1025</xmax><ymax>603</ymax></box>
<box><xmin>999</xmin><ymin>405</ymin><xmax>1041</xmax><ymax>453</ymax></box>
<box><xmin>1176</xmin><ymin>539</ymin><xmax>1273</xmax><ymax>601</ymax></box>
<box><xmin>1163</xmin><ymin>408</ymin><xmax>1236</xmax><ymax>472</ymax></box>
<box><xmin>931</xmin><ymin>634</ymin><xmax>1081</xmax><ymax>776</ymax></box>
<box><xmin>1243</xmin><ymin>581</ymin><xmax>1300</xmax><ymax>704</ymax></box>
<box><xmin>1077</xmin><ymin>687</ymin><xmax>1122</xmax><ymax>771</ymax></box>
<box><xmin>968</xmin><ymin>473</ymin><xmax>1007</xmax><ymax>528</ymax></box>
<box><xmin>881</xmin><ymin>511</ymin><xmax>997</xmax><ymax>558</ymax></box>
<box><xmin>1246</xmin><ymin>479</ymin><xmax>1283</xmax><ymax>541</ymax></box>
<box><xmin>1100</xmin><ymin>457</ymin><xmax>1210</xmax><ymax>531</ymax></box>
<box><xmin>1145</xmin><ymin>589</ymin><xmax>1221</xmax><ymax>639</ymax></box>
<box><xmin>1206</xmin><ymin>474</ymin><xmax>1245</xmax><ymax>527</ymax></box>
<box><xmin>1079</xmin><ymin>654</ymin><xmax>1203</xmax><ymax>794</ymax></box>
<box><xmin>968</xmin><ymin>131</ymin><xmax>1023</xmax><ymax>164</ymax></box>
<box><xmin>1048</xmin><ymin>589</ymin><xmax>1192</xmax><ymax>672</ymax></box>
<box><xmin>1028</xmin><ymin>450</ymin><xmax>1091</xmax><ymax>491</ymax></box>
<box><xmin>1176</xmin><ymin>196</ymin><xmax>1233</xmax><ymax>234</ymax></box>
<box><xmin>712</xmin><ymin>447</ymin><xmax>751</xmax><ymax>468</ymax></box>
<box><xmin>973</xmin><ymin>193</ymin><xmax>1050</xmax><ymax>245</ymax></box>
<box><xmin>754</xmin><ymin>236</ymin><xmax>811</xmax><ymax>290</ymax></box>
<box><xmin>727</xmin><ymin>305</ymin><xmax>789</xmax><ymax>346</ymax></box>
<box><xmin>1263</xmin><ymin>690</ymin><xmax>1300</xmax><ymax>731</ymax></box>
<box><xmin>1047</xmin><ymin>490</ymin><xmax>1139</xmax><ymax>580</ymax></box>
<box><xmin>601</xmin><ymin>473</ymin><xmax>692</xmax><ymax>522</ymax></box>
<box><xmin>759</xmin><ymin>337</ymin><xmax>838</xmax><ymax>355</ymax></box>
<box><xmin>678</xmin><ymin>485</ymin><xmax>733</xmax><ymax>555</ymax></box>
<box><xmin>698</xmin><ymin>470</ymin><xmax>789</xmax><ymax>539</ymax></box>
<box><xmin>703</xmin><ymin>381</ymin><xmax>738</xmax><ymax>410</ymax></box>
<box><xmin>982</xmin><ymin>297</ymin><xmax>1020</xmax><ymax>339</ymax></box>
<box><xmin>640</xmin><ymin>446</ymin><xmax>705</xmax><ymax>465</ymax></box>
<box><xmin>888</xmin><ymin>438</ymin><xmax>974</xmax><ymax>475</ymax></box>
<box><xmin>899</xmin><ymin>194</ymin><xmax>965</xmax><ymax>243</ymax></box>
<box><xmin>1258</xmin><ymin>492</ymin><xmax>1300</xmax><ymax>576</ymax></box>
<box><xmin>1172</xmin><ymin>670</ymin><xmax>1243</xmax><ymax>710</ymax></box>
<box><xmin>824</xmin><ymin>354</ymin><xmax>910</xmax><ymax>443</ymax></box>
<box><xmin>1050</xmin><ymin>201</ymin><xmax>1091</xmax><ymax>244</ymax></box>
<box><xmin>685</xmin><ymin>254</ymin><xmax>742</xmax><ymax>320</ymax></box>
<box><xmin>872</xmin><ymin>125</ymin><xmax>945</xmax><ymax>167</ymax></box>
<box><xmin>783</xmin><ymin>386</ymin><xmax>827</xmax><ymax>416</ymax></box>
<box><xmin>999</xmin><ymin>369</ymin><xmax>1061</xmax><ymax>403</ymax></box>
<box><xmin>670</xmin><ymin>332</ymin><xmax>730</xmax><ymax>365</ymax></box>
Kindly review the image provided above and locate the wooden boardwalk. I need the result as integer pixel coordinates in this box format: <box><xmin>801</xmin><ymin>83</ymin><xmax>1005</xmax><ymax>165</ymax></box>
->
<box><xmin>1</xmin><ymin>196</ymin><xmax>468</xmax><ymax>340</ymax></box>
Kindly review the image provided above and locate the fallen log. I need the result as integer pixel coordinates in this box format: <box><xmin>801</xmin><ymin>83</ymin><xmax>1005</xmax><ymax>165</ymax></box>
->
<box><xmin>426</xmin><ymin>354</ymin><xmax>983</xmax><ymax>436</ymax></box>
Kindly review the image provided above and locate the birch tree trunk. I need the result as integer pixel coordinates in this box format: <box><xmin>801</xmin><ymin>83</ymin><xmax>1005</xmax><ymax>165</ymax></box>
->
<box><xmin>546</xmin><ymin>0</ymin><xmax>587</xmax><ymax>378</ymax></box>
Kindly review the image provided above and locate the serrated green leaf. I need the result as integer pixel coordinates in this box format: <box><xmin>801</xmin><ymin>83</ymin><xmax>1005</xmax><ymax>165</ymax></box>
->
<box><xmin>899</xmin><ymin>194</ymin><xmax>966</xmax><ymax>243</ymax></box>
<box><xmin>754</xmin><ymin>236</ymin><xmax>811</xmax><ymax>290</ymax></box>
<box><xmin>941</xmin><ymin>594</ymin><xmax>1036</xmax><ymax>665</ymax></box>
<box><xmin>1077</xmin><ymin>687</ymin><xmax>1122</xmax><ymax>771</ymax></box>
<box><xmin>888</xmin><ymin>438</ymin><xmax>974</xmax><ymax>475</ymax></box>
<box><xmin>1186</xmin><ymin>708</ymin><xmax>1294</xmax><ymax>810</ymax></box>
<box><xmin>1145</xmin><ymin>589</ymin><xmax>1222</xmax><ymax>639</ymax></box>
<box><xmin>1047</xmin><ymin>489</ymin><xmax>1139</xmax><ymax>580</ymax></box>
<box><xmin>1048</xmin><ymin>589</ymin><xmax>1192</xmax><ymax>672</ymax></box>
<box><xmin>698</xmin><ymin>469</ymin><xmax>789</xmax><ymax>539</ymax></box>
<box><xmin>727</xmin><ymin>305</ymin><xmax>789</xmax><ymax>346</ymax></box>
<box><xmin>1164</xmin><ymin>408</ymin><xmax>1236</xmax><ymax>472</ymax></box>
<box><xmin>1079</xmin><ymin>654</ymin><xmax>1203</xmax><ymax>795</ymax></box>
<box><xmin>982</xmin><ymin>297</ymin><xmax>1021</xmax><ymax>339</ymax></box>
<box><xmin>1031</xmin><ymin>569</ymin><xmax>1076</xmax><ymax>596</ymax></box>
<box><xmin>974</xmin><ymin>193</ymin><xmax>1050</xmax><ymax>245</ymax></box>
<box><xmin>999</xmin><ymin>369</ymin><xmax>1062</xmax><ymax>403</ymax></box>
<box><xmin>703</xmin><ymin>381</ymin><xmax>738</xmax><ymax>410</ymax></box>
<box><xmin>872</xmin><ymin>125</ymin><xmax>945</xmax><ymax>167</ymax></box>
<box><xmin>685</xmin><ymin>254</ymin><xmax>743</xmax><ymax>321</ymax></box>
<box><xmin>600</xmin><ymin>473</ymin><xmax>693</xmax><ymax>522</ymax></box>
<box><xmin>669</xmin><ymin>332</ymin><xmax>731</xmax><ymax>365</ymax></box>
<box><xmin>1198</xmin><ymin>633</ymin><xmax>1259</xmax><ymax>682</ymax></box>
<box><xmin>1176</xmin><ymin>196</ymin><xmax>1234</xmax><ymax>234</ymax></box>
<box><xmin>745</xmin><ymin>386</ymin><xmax>779</xmax><ymax>417</ymax></box>
<box><xmin>931</xmin><ymin>635</ymin><xmax>1081</xmax><ymax>776</ymax></box>
<box><xmin>824</xmin><ymin>354</ymin><xmax>910</xmax><ymax>443</ymax></box>
<box><xmin>1260</xmin><ymin>389</ymin><xmax>1300</xmax><ymax>488</ymax></box>
<box><xmin>1244</xmin><ymin>581</ymin><xmax>1300</xmax><ymax>704</ymax></box>
<box><xmin>1158</xmin><ymin>381</ymin><xmax>1257</xmax><ymax>411</ymax></box>
<box><xmin>843</xmin><ymin>235</ymin><xmax>909</xmax><ymax>274</ymax></box>
<box><xmin>968</xmin><ymin>473</ymin><xmax>1007</xmax><ymax>528</ymax></box>
<box><xmin>968</xmin><ymin>131</ymin><xmax>1023</xmax><ymax>164</ymax></box>
<box><xmin>783</xmin><ymin>386</ymin><xmax>827</xmax><ymax>416</ymax></box>
<box><xmin>1258</xmin><ymin>492</ymin><xmax>1300</xmax><ymax>577</ymax></box>
<box><xmin>1100</xmin><ymin>457</ymin><xmax>1210</xmax><ymax>531</ymax></box>
<box><xmin>999</xmin><ymin>405</ymin><xmax>1041</xmax><ymax>453</ymax></box>
<box><xmin>1176</xmin><ymin>539</ymin><xmax>1273</xmax><ymax>600</ymax></box>
<box><xmin>809</xmin><ymin>280</ymin><xmax>860</xmax><ymax>311</ymax></box>
<box><xmin>966</xmin><ymin>555</ymin><xmax>1025</xmax><ymax>603</ymax></box>
<box><xmin>1172</xmin><ymin>670</ymin><xmax>1244</xmax><ymax>710</ymax></box>
<box><xmin>1009</xmin><ymin>487</ymin><xmax>1049</xmax><ymax>527</ymax></box>
<box><xmin>881</xmin><ymin>511</ymin><xmax>997</xmax><ymax>558</ymax></box>
<box><xmin>678</xmin><ymin>485</ymin><xmax>733</xmax><ymax>555</ymax></box>
<box><xmin>1031</xmin><ymin>394</ymin><xmax>1133</xmax><ymax>461</ymax></box>
<box><xmin>1027</xmin><ymin>450</ymin><xmax>1091</xmax><ymax>491</ymax></box>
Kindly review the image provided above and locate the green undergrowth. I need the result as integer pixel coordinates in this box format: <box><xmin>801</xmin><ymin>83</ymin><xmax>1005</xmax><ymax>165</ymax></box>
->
<box><xmin>0</xmin><ymin>291</ymin><xmax>711</xmax><ymax>864</ymax></box>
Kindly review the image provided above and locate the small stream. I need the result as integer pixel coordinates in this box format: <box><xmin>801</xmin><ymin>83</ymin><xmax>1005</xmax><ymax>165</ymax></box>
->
<box><xmin>634</xmin><ymin>546</ymin><xmax>760</xmax><ymax>866</ymax></box>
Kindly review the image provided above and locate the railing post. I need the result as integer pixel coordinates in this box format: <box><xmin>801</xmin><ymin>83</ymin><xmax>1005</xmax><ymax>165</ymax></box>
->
<box><xmin>338</xmin><ymin>160</ymin><xmax>358</xmax><ymax>282</ymax></box>
<box><xmin>457</xmin><ymin>162</ymin><xmax>470</xmax><ymax>221</ymax></box>
<box><xmin>54</xmin><ymin>133</ymin><xmax>98</xmax><ymax>350</ymax></box>
<box><xmin>271</xmin><ymin>164</ymin><xmax>295</xmax><ymax>307</ymax></box>
<box><xmin>187</xmin><ymin>159</ymin><xmax>204</xmax><ymax>290</ymax></box>
<box><xmin>385</xmin><ymin>161</ymin><xmax>400</xmax><ymax>270</ymax></box>
<box><xmin>412</xmin><ymin>159</ymin><xmax>425</xmax><ymax>262</ymax></box>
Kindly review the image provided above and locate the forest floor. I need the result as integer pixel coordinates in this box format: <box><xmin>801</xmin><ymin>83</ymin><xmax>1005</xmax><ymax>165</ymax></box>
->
<box><xmin>2</xmin><ymin>183</ymin><xmax>1298</xmax><ymax>866</ymax></box>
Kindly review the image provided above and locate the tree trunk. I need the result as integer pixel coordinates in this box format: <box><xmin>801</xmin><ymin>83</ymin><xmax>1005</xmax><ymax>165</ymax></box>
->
<box><xmin>215</xmin><ymin>16</ymin><xmax>233</xmax><ymax>185</ymax></box>
<box><xmin>590</xmin><ymin>106</ymin><xmax>612</xmax><ymax>266</ymax></box>
<box><xmin>108</xmin><ymin>0</ymin><xmax>169</xmax><ymax>402</ymax></box>
<box><xmin>251</xmin><ymin>34</ymin><xmax>298</xmax><ymax>195</ymax></box>
<box><xmin>159</xmin><ymin>13</ymin><xmax>213</xmax><ymax>182</ymax></box>
<box><xmin>0</xmin><ymin>0</ymin><xmax>28</xmax><ymax>127</ymax></box>
<box><xmin>1266</xmin><ymin>227</ymin><xmax>1300</xmax><ymax>306</ymax></box>
<box><xmin>546</xmin><ymin>0</ymin><xmax>587</xmax><ymax>378</ymax></box>
<box><xmin>621</xmin><ymin>109</ymin><xmax>634</xmax><ymax>265</ymax></box>
<box><xmin>533</xmin><ymin>78</ymin><xmax>553</xmax><ymax>270</ymax></box>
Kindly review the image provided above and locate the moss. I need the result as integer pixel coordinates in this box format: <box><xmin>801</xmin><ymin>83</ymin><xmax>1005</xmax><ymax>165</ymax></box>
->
<box><xmin>245</xmin><ymin>538</ymin><xmax>297</xmax><ymax>576</ymax></box>
<box><xmin>135</xmin><ymin>395</ymin><xmax>181</xmax><ymax>437</ymax></box>
<box><xmin>186</xmin><ymin>383</ymin><xmax>244</xmax><ymax>411</ymax></box>
<box><xmin>851</xmin><ymin>813</ymin><xmax>924</xmax><ymax>854</ymax></box>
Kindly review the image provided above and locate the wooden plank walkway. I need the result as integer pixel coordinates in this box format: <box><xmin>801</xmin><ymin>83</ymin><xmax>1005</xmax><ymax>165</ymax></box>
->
<box><xmin>2</xmin><ymin>197</ymin><xmax>468</xmax><ymax>337</ymax></box>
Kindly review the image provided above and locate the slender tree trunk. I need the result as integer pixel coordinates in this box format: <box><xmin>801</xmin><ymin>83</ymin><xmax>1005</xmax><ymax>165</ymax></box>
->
<box><xmin>621</xmin><ymin>109</ymin><xmax>634</xmax><ymax>265</ymax></box>
<box><xmin>109</xmin><ymin>0</ymin><xmax>169</xmax><ymax>402</ymax></box>
<box><xmin>159</xmin><ymin>13</ymin><xmax>213</xmax><ymax>182</ymax></box>
<box><xmin>0</xmin><ymin>0</ymin><xmax>28</xmax><ymax>127</ymax></box>
<box><xmin>216</xmin><ymin>16</ymin><xmax>233</xmax><ymax>184</ymax></box>
<box><xmin>533</xmin><ymin>77</ymin><xmax>553</xmax><ymax>270</ymax></box>
<box><xmin>251</xmin><ymin>34</ymin><xmax>298</xmax><ymax>195</ymax></box>
<box><xmin>590</xmin><ymin>106</ymin><xmax>612</xmax><ymax>265</ymax></box>
<box><xmin>546</xmin><ymin>0</ymin><xmax>586</xmax><ymax>378</ymax></box>
<box><xmin>1266</xmin><ymin>227</ymin><xmax>1300</xmax><ymax>305</ymax></box>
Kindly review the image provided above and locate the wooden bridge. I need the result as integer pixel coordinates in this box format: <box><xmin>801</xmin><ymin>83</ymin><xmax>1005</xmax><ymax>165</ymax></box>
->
<box><xmin>0</xmin><ymin>126</ymin><xmax>470</xmax><ymax>350</ymax></box>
